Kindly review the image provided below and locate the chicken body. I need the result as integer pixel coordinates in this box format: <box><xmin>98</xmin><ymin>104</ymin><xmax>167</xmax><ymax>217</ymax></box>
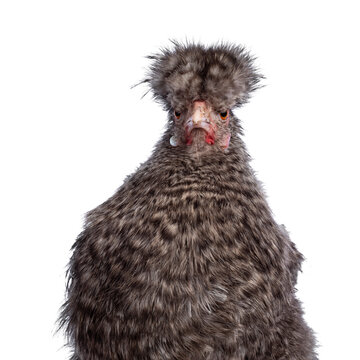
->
<box><xmin>60</xmin><ymin>42</ymin><xmax>317</xmax><ymax>360</ymax></box>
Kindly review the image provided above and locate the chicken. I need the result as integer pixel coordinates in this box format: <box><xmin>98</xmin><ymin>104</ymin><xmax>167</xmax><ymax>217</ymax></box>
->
<box><xmin>59</xmin><ymin>42</ymin><xmax>318</xmax><ymax>360</ymax></box>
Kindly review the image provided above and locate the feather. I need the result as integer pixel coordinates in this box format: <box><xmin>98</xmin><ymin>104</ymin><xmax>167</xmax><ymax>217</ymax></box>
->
<box><xmin>141</xmin><ymin>41</ymin><xmax>264</xmax><ymax>111</ymax></box>
<box><xmin>59</xmin><ymin>42</ymin><xmax>318</xmax><ymax>360</ymax></box>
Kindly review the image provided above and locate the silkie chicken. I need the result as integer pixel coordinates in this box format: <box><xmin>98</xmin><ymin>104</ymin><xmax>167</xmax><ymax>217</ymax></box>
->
<box><xmin>59</xmin><ymin>41</ymin><xmax>318</xmax><ymax>360</ymax></box>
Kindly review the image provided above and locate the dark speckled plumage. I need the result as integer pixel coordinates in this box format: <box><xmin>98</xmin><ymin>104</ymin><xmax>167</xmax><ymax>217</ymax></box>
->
<box><xmin>59</xmin><ymin>42</ymin><xmax>318</xmax><ymax>359</ymax></box>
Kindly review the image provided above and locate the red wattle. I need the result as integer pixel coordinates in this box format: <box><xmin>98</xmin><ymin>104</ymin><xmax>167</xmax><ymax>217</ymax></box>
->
<box><xmin>205</xmin><ymin>133</ymin><xmax>215</xmax><ymax>145</ymax></box>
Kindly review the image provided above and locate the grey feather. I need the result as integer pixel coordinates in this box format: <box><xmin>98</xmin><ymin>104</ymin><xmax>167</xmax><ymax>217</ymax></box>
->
<box><xmin>59</xmin><ymin>41</ymin><xmax>317</xmax><ymax>360</ymax></box>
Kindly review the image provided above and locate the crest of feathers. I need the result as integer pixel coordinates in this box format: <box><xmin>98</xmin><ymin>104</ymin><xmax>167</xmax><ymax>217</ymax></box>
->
<box><xmin>140</xmin><ymin>41</ymin><xmax>264</xmax><ymax>111</ymax></box>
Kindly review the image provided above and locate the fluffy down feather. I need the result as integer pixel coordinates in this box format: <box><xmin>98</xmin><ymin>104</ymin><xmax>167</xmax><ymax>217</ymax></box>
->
<box><xmin>59</xmin><ymin>42</ymin><xmax>318</xmax><ymax>360</ymax></box>
<box><xmin>142</xmin><ymin>41</ymin><xmax>263</xmax><ymax>111</ymax></box>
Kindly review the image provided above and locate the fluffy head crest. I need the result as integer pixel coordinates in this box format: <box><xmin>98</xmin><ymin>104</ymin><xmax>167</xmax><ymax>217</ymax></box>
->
<box><xmin>142</xmin><ymin>41</ymin><xmax>263</xmax><ymax>112</ymax></box>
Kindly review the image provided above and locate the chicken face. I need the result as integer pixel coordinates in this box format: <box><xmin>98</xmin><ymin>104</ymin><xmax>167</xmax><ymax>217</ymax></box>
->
<box><xmin>170</xmin><ymin>100</ymin><xmax>231</xmax><ymax>152</ymax></box>
<box><xmin>143</xmin><ymin>42</ymin><xmax>262</xmax><ymax>154</ymax></box>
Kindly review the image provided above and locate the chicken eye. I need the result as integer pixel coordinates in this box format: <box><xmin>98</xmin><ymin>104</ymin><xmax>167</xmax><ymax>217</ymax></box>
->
<box><xmin>174</xmin><ymin>111</ymin><xmax>181</xmax><ymax>119</ymax></box>
<box><xmin>219</xmin><ymin>110</ymin><xmax>229</xmax><ymax>120</ymax></box>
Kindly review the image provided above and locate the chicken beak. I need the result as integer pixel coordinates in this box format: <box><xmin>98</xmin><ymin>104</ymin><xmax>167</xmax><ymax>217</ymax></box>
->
<box><xmin>185</xmin><ymin>101</ymin><xmax>216</xmax><ymax>146</ymax></box>
<box><xmin>191</xmin><ymin>101</ymin><xmax>209</xmax><ymax>125</ymax></box>
<box><xmin>186</xmin><ymin>101</ymin><xmax>211</xmax><ymax>131</ymax></box>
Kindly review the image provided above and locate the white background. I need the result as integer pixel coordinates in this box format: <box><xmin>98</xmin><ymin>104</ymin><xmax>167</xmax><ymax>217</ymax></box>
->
<box><xmin>1</xmin><ymin>1</ymin><xmax>359</xmax><ymax>359</ymax></box>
